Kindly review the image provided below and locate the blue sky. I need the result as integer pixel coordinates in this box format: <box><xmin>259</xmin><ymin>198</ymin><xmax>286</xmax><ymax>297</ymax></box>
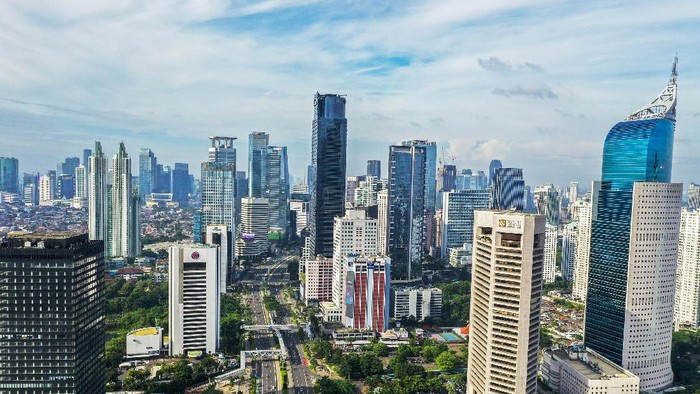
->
<box><xmin>1</xmin><ymin>0</ymin><xmax>700</xmax><ymax>189</ymax></box>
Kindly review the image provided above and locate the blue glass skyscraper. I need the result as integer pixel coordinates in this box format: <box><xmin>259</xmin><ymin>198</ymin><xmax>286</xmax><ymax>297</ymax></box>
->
<box><xmin>585</xmin><ymin>59</ymin><xmax>680</xmax><ymax>391</ymax></box>
<box><xmin>387</xmin><ymin>144</ymin><xmax>426</xmax><ymax>283</ymax></box>
<box><xmin>489</xmin><ymin>167</ymin><xmax>524</xmax><ymax>211</ymax></box>
<box><xmin>0</xmin><ymin>157</ymin><xmax>19</xmax><ymax>194</ymax></box>
<box><xmin>310</xmin><ymin>93</ymin><xmax>347</xmax><ymax>257</ymax></box>
<box><xmin>402</xmin><ymin>140</ymin><xmax>436</xmax><ymax>214</ymax></box>
<box><xmin>248</xmin><ymin>132</ymin><xmax>269</xmax><ymax>198</ymax></box>
<box><xmin>488</xmin><ymin>159</ymin><xmax>502</xmax><ymax>187</ymax></box>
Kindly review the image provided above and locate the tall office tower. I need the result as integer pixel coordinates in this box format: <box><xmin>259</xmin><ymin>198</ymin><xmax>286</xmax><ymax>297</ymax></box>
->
<box><xmin>172</xmin><ymin>163</ymin><xmax>191</xmax><ymax>204</ymax></box>
<box><xmin>236</xmin><ymin>197</ymin><xmax>269</xmax><ymax>258</ymax></box>
<box><xmin>0</xmin><ymin>232</ymin><xmax>105</xmax><ymax>393</ymax></box>
<box><xmin>524</xmin><ymin>185</ymin><xmax>536</xmax><ymax>213</ymax></box>
<box><xmin>437</xmin><ymin>164</ymin><xmax>457</xmax><ymax>192</ymax></box>
<box><xmin>155</xmin><ymin>164</ymin><xmax>172</xmax><ymax>193</ymax></box>
<box><xmin>206</xmin><ymin>225</ymin><xmax>231</xmax><ymax>293</ymax></box>
<box><xmin>261</xmin><ymin>146</ymin><xmax>290</xmax><ymax>239</ymax></box>
<box><xmin>569</xmin><ymin>181</ymin><xmax>579</xmax><ymax>203</ymax></box>
<box><xmin>393</xmin><ymin>287</ymin><xmax>443</xmax><ymax>322</ymax></box>
<box><xmin>200</xmin><ymin>161</ymin><xmax>236</xmax><ymax>247</ymax></box>
<box><xmin>235</xmin><ymin>170</ymin><xmax>248</xmax><ymax>224</ymax></box>
<box><xmin>488</xmin><ymin>159</ymin><xmax>503</xmax><ymax>187</ymax></box>
<box><xmin>74</xmin><ymin>165</ymin><xmax>86</xmax><ymax>199</ymax></box>
<box><xmin>489</xmin><ymin>167</ymin><xmax>525</xmax><ymax>211</ymax></box>
<box><xmin>290</xmin><ymin>199</ymin><xmax>309</xmax><ymax>236</ymax></box>
<box><xmin>310</xmin><ymin>93</ymin><xmax>347</xmax><ymax>257</ymax></box>
<box><xmin>543</xmin><ymin>224</ymin><xmax>558</xmax><ymax>283</ymax></box>
<box><xmin>83</xmin><ymin>148</ymin><xmax>92</xmax><ymax>171</ymax></box>
<box><xmin>0</xmin><ymin>157</ymin><xmax>19</xmax><ymax>194</ymax></box>
<box><xmin>440</xmin><ymin>190</ymin><xmax>490</xmax><ymax>258</ymax></box>
<box><xmin>332</xmin><ymin>210</ymin><xmax>379</xmax><ymax>308</ymax></box>
<box><xmin>46</xmin><ymin>170</ymin><xmax>57</xmax><ymax>198</ymax></box>
<box><xmin>57</xmin><ymin>174</ymin><xmax>75</xmax><ymax>199</ymax></box>
<box><xmin>457</xmin><ymin>169</ymin><xmax>488</xmax><ymax>191</ymax></box>
<box><xmin>585</xmin><ymin>59</ymin><xmax>681</xmax><ymax>391</ymax></box>
<box><xmin>89</xmin><ymin>142</ymin><xmax>108</xmax><ymax>242</ymax></box>
<box><xmin>209</xmin><ymin>136</ymin><xmax>237</xmax><ymax>164</ymax></box>
<box><xmin>573</xmin><ymin>201</ymin><xmax>592</xmax><ymax>302</ymax></box>
<box><xmin>306</xmin><ymin>164</ymin><xmax>316</xmax><ymax>194</ymax></box>
<box><xmin>674</xmin><ymin>209</ymin><xmax>700</xmax><ymax>330</ymax></box>
<box><xmin>367</xmin><ymin>159</ymin><xmax>381</xmax><ymax>178</ymax></box>
<box><xmin>377</xmin><ymin>189</ymin><xmax>389</xmax><ymax>255</ymax></box>
<box><xmin>562</xmin><ymin>222</ymin><xmax>578</xmax><ymax>281</ymax></box>
<box><xmin>467</xmin><ymin>211</ymin><xmax>545</xmax><ymax>394</ymax></box>
<box><xmin>109</xmin><ymin>143</ymin><xmax>141</xmax><ymax>258</ymax></box>
<box><xmin>248</xmin><ymin>131</ymin><xmax>269</xmax><ymax>197</ymax></box>
<box><xmin>169</xmin><ymin>245</ymin><xmax>220</xmax><ymax>356</ymax></box>
<box><xmin>39</xmin><ymin>174</ymin><xmax>54</xmax><ymax>203</ymax></box>
<box><xmin>345</xmin><ymin>175</ymin><xmax>365</xmax><ymax>205</ymax></box>
<box><xmin>688</xmin><ymin>182</ymin><xmax>700</xmax><ymax>211</ymax></box>
<box><xmin>138</xmin><ymin>148</ymin><xmax>157</xmax><ymax>200</ymax></box>
<box><xmin>343</xmin><ymin>255</ymin><xmax>391</xmax><ymax>332</ymax></box>
<box><xmin>60</xmin><ymin>157</ymin><xmax>80</xmax><ymax>178</ymax></box>
<box><xmin>535</xmin><ymin>184</ymin><xmax>560</xmax><ymax>226</ymax></box>
<box><xmin>387</xmin><ymin>144</ymin><xmax>426</xmax><ymax>283</ymax></box>
<box><xmin>22</xmin><ymin>172</ymin><xmax>39</xmax><ymax>206</ymax></box>
<box><xmin>402</xmin><ymin>140</ymin><xmax>436</xmax><ymax>214</ymax></box>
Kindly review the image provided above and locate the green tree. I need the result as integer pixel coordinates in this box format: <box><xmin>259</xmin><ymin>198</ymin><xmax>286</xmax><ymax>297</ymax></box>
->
<box><xmin>372</xmin><ymin>342</ymin><xmax>389</xmax><ymax>357</ymax></box>
<box><xmin>123</xmin><ymin>368</ymin><xmax>149</xmax><ymax>390</ymax></box>
<box><xmin>313</xmin><ymin>377</ymin><xmax>355</xmax><ymax>394</ymax></box>
<box><xmin>540</xmin><ymin>327</ymin><xmax>554</xmax><ymax>349</ymax></box>
<box><xmin>435</xmin><ymin>351</ymin><xmax>461</xmax><ymax>371</ymax></box>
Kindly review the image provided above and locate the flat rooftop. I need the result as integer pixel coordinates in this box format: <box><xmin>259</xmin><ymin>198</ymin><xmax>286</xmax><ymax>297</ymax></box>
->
<box><xmin>550</xmin><ymin>348</ymin><xmax>637</xmax><ymax>380</ymax></box>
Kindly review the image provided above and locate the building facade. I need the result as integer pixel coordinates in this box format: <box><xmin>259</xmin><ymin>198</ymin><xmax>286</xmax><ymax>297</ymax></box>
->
<box><xmin>440</xmin><ymin>190</ymin><xmax>490</xmax><ymax>258</ymax></box>
<box><xmin>304</xmin><ymin>256</ymin><xmax>334</xmax><ymax>305</ymax></box>
<box><xmin>139</xmin><ymin>148</ymin><xmax>157</xmax><ymax>201</ymax></box>
<box><xmin>562</xmin><ymin>222</ymin><xmax>578</xmax><ymax>281</ymax></box>
<box><xmin>343</xmin><ymin>256</ymin><xmax>391</xmax><ymax>332</ymax></box>
<box><xmin>585</xmin><ymin>59</ymin><xmax>681</xmax><ymax>391</ymax></box>
<box><xmin>401</xmin><ymin>140</ymin><xmax>436</xmax><ymax>214</ymax></box>
<box><xmin>109</xmin><ymin>143</ymin><xmax>141</xmax><ymax>258</ymax></box>
<box><xmin>674</xmin><ymin>209</ymin><xmax>700</xmax><ymax>329</ymax></box>
<box><xmin>310</xmin><ymin>93</ymin><xmax>347</xmax><ymax>257</ymax></box>
<box><xmin>489</xmin><ymin>167</ymin><xmax>525</xmax><ymax>211</ymax></box>
<box><xmin>261</xmin><ymin>145</ymin><xmax>290</xmax><ymax>239</ymax></box>
<box><xmin>248</xmin><ymin>131</ymin><xmax>269</xmax><ymax>198</ymax></box>
<box><xmin>0</xmin><ymin>233</ymin><xmax>105</xmax><ymax>393</ymax></box>
<box><xmin>467</xmin><ymin>211</ymin><xmax>545</xmax><ymax>394</ymax></box>
<box><xmin>544</xmin><ymin>224</ymin><xmax>558</xmax><ymax>284</ymax></box>
<box><xmin>169</xmin><ymin>245</ymin><xmax>220</xmax><ymax>356</ymax></box>
<box><xmin>572</xmin><ymin>202</ymin><xmax>592</xmax><ymax>302</ymax></box>
<box><xmin>393</xmin><ymin>287</ymin><xmax>442</xmax><ymax>322</ymax></box>
<box><xmin>366</xmin><ymin>159</ymin><xmax>381</xmax><ymax>179</ymax></box>
<box><xmin>237</xmin><ymin>197</ymin><xmax>269</xmax><ymax>258</ymax></box>
<box><xmin>387</xmin><ymin>144</ymin><xmax>426</xmax><ymax>283</ymax></box>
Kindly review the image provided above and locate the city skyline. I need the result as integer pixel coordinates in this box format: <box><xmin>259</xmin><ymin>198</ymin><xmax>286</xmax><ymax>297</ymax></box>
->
<box><xmin>1</xmin><ymin>2</ymin><xmax>700</xmax><ymax>188</ymax></box>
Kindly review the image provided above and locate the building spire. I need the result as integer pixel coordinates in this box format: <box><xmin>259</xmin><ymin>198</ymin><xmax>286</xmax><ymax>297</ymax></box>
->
<box><xmin>624</xmin><ymin>56</ymin><xmax>678</xmax><ymax>122</ymax></box>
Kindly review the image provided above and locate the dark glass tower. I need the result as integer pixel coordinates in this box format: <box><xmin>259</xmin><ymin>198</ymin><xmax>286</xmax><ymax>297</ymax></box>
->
<box><xmin>248</xmin><ymin>131</ymin><xmax>270</xmax><ymax>198</ymax></box>
<box><xmin>0</xmin><ymin>232</ymin><xmax>105</xmax><ymax>393</ymax></box>
<box><xmin>585</xmin><ymin>60</ymin><xmax>678</xmax><ymax>390</ymax></box>
<box><xmin>310</xmin><ymin>92</ymin><xmax>347</xmax><ymax>257</ymax></box>
<box><xmin>0</xmin><ymin>157</ymin><xmax>19</xmax><ymax>194</ymax></box>
<box><xmin>387</xmin><ymin>144</ymin><xmax>426</xmax><ymax>283</ymax></box>
<box><xmin>172</xmin><ymin>162</ymin><xmax>191</xmax><ymax>204</ymax></box>
<box><xmin>489</xmin><ymin>167</ymin><xmax>525</xmax><ymax>211</ymax></box>
<box><xmin>367</xmin><ymin>159</ymin><xmax>381</xmax><ymax>179</ymax></box>
<box><xmin>488</xmin><ymin>159</ymin><xmax>503</xmax><ymax>187</ymax></box>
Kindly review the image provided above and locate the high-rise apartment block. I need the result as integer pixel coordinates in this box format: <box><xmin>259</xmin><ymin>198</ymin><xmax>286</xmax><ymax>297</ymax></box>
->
<box><xmin>108</xmin><ymin>143</ymin><xmax>141</xmax><ymax>258</ymax></box>
<box><xmin>467</xmin><ymin>211</ymin><xmax>545</xmax><ymax>394</ymax></box>
<box><xmin>0</xmin><ymin>233</ymin><xmax>105</xmax><ymax>393</ymax></box>
<box><xmin>332</xmin><ymin>210</ymin><xmax>378</xmax><ymax>308</ymax></box>
<box><xmin>572</xmin><ymin>201</ymin><xmax>592</xmax><ymax>302</ymax></box>
<box><xmin>561</xmin><ymin>221</ymin><xmax>578</xmax><ymax>281</ymax></box>
<box><xmin>343</xmin><ymin>255</ymin><xmax>391</xmax><ymax>332</ymax></box>
<box><xmin>377</xmin><ymin>189</ymin><xmax>389</xmax><ymax>254</ymax></box>
<box><xmin>169</xmin><ymin>245</ymin><xmax>220</xmax><ymax>356</ymax></box>
<box><xmin>585</xmin><ymin>59</ymin><xmax>681</xmax><ymax>391</ymax></box>
<box><xmin>543</xmin><ymin>224</ymin><xmax>558</xmax><ymax>283</ymax></box>
<box><xmin>393</xmin><ymin>287</ymin><xmax>442</xmax><ymax>322</ymax></box>
<box><xmin>674</xmin><ymin>209</ymin><xmax>700</xmax><ymax>330</ymax></box>
<box><xmin>89</xmin><ymin>141</ymin><xmax>107</xmax><ymax>242</ymax></box>
<box><xmin>688</xmin><ymin>182</ymin><xmax>700</xmax><ymax>211</ymax></box>
<box><xmin>22</xmin><ymin>172</ymin><xmax>39</xmax><ymax>206</ymax></box>
<box><xmin>489</xmin><ymin>167</ymin><xmax>525</xmax><ymax>211</ymax></box>
<box><xmin>39</xmin><ymin>174</ymin><xmax>54</xmax><ymax>204</ymax></box>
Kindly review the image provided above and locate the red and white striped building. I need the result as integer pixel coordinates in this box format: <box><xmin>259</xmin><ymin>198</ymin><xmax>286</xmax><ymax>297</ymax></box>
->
<box><xmin>343</xmin><ymin>256</ymin><xmax>391</xmax><ymax>332</ymax></box>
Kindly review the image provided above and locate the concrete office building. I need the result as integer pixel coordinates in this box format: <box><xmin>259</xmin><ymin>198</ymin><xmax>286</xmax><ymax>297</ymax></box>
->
<box><xmin>467</xmin><ymin>211</ymin><xmax>545</xmax><ymax>394</ymax></box>
<box><xmin>393</xmin><ymin>287</ymin><xmax>442</xmax><ymax>322</ymax></box>
<box><xmin>0</xmin><ymin>232</ymin><xmax>105</xmax><ymax>393</ymax></box>
<box><xmin>169</xmin><ymin>245</ymin><xmax>220</xmax><ymax>356</ymax></box>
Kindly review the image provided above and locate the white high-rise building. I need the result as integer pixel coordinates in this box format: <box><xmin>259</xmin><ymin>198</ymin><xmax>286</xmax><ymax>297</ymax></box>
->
<box><xmin>569</xmin><ymin>181</ymin><xmax>579</xmax><ymax>203</ymax></box>
<box><xmin>617</xmin><ymin>182</ymin><xmax>681</xmax><ymax>389</ymax></box>
<box><xmin>543</xmin><ymin>224</ymin><xmax>558</xmax><ymax>283</ymax></box>
<box><xmin>674</xmin><ymin>209</ymin><xmax>700</xmax><ymax>330</ymax></box>
<box><xmin>236</xmin><ymin>197</ymin><xmax>269</xmax><ymax>258</ymax></box>
<box><xmin>561</xmin><ymin>222</ymin><xmax>578</xmax><ymax>281</ymax></box>
<box><xmin>290</xmin><ymin>200</ymin><xmax>309</xmax><ymax>236</ymax></box>
<box><xmin>206</xmin><ymin>225</ymin><xmax>230</xmax><ymax>293</ymax></box>
<box><xmin>467</xmin><ymin>211</ymin><xmax>545</xmax><ymax>394</ymax></box>
<box><xmin>169</xmin><ymin>245</ymin><xmax>220</xmax><ymax>356</ymax></box>
<box><xmin>332</xmin><ymin>210</ymin><xmax>378</xmax><ymax>307</ymax></box>
<box><xmin>572</xmin><ymin>201</ymin><xmax>592</xmax><ymax>302</ymax></box>
<box><xmin>74</xmin><ymin>165</ymin><xmax>86</xmax><ymax>199</ymax></box>
<box><xmin>377</xmin><ymin>189</ymin><xmax>388</xmax><ymax>254</ymax></box>
<box><xmin>88</xmin><ymin>141</ymin><xmax>107</xmax><ymax>242</ymax></box>
<box><xmin>39</xmin><ymin>175</ymin><xmax>54</xmax><ymax>204</ymax></box>
<box><xmin>688</xmin><ymin>182</ymin><xmax>700</xmax><ymax>211</ymax></box>
<box><xmin>108</xmin><ymin>143</ymin><xmax>140</xmax><ymax>258</ymax></box>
